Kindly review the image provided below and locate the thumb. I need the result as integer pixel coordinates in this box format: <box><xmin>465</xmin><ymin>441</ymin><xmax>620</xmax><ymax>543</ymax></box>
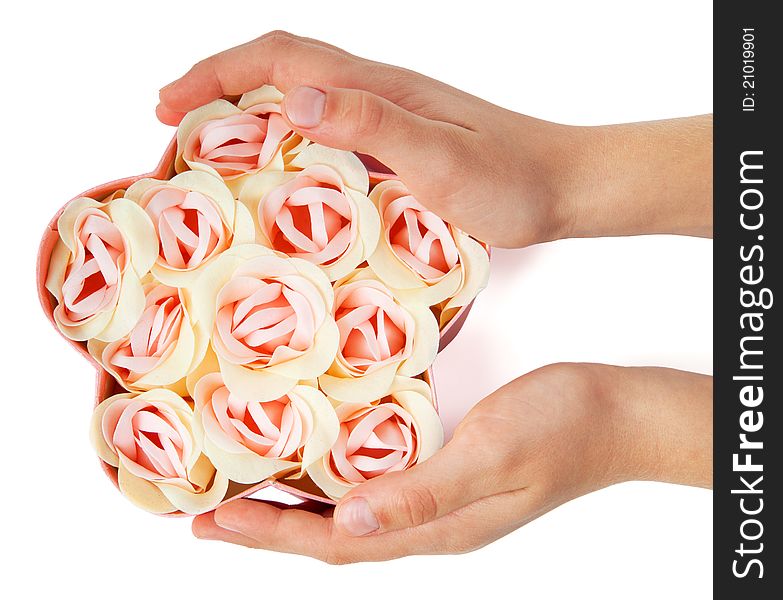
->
<box><xmin>332</xmin><ymin>423</ymin><xmax>509</xmax><ymax>536</ymax></box>
<box><xmin>281</xmin><ymin>85</ymin><xmax>452</xmax><ymax>177</ymax></box>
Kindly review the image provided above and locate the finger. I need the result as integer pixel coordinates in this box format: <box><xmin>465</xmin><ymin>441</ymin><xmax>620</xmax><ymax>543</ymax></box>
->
<box><xmin>332</xmin><ymin>413</ymin><xmax>517</xmax><ymax>536</ymax></box>
<box><xmin>192</xmin><ymin>512</ymin><xmax>263</xmax><ymax>549</ymax></box>
<box><xmin>159</xmin><ymin>32</ymin><xmax>380</xmax><ymax>112</ymax></box>
<box><xmin>209</xmin><ymin>487</ymin><xmax>542</xmax><ymax>562</ymax></box>
<box><xmin>158</xmin><ymin>31</ymin><xmax>470</xmax><ymax>120</ymax></box>
<box><xmin>281</xmin><ymin>85</ymin><xmax>466</xmax><ymax>180</ymax></box>
<box><xmin>214</xmin><ymin>500</ymin><xmax>341</xmax><ymax>561</ymax></box>
<box><xmin>193</xmin><ymin>498</ymin><xmax>333</xmax><ymax>549</ymax></box>
<box><xmin>155</xmin><ymin>103</ymin><xmax>185</xmax><ymax>126</ymax></box>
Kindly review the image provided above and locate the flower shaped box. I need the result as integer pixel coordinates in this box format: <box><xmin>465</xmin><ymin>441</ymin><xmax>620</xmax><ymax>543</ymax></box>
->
<box><xmin>36</xmin><ymin>86</ymin><xmax>490</xmax><ymax>516</ymax></box>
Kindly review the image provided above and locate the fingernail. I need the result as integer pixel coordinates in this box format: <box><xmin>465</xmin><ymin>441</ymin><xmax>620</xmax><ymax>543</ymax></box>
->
<box><xmin>159</xmin><ymin>81</ymin><xmax>176</xmax><ymax>94</ymax></box>
<box><xmin>336</xmin><ymin>497</ymin><xmax>379</xmax><ymax>537</ymax></box>
<box><xmin>284</xmin><ymin>86</ymin><xmax>326</xmax><ymax>128</ymax></box>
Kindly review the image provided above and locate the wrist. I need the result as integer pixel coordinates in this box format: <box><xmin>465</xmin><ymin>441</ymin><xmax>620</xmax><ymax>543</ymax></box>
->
<box><xmin>545</xmin><ymin>124</ymin><xmax>618</xmax><ymax>241</ymax></box>
<box><xmin>601</xmin><ymin>366</ymin><xmax>713</xmax><ymax>488</ymax></box>
<box><xmin>501</xmin><ymin>113</ymin><xmax>587</xmax><ymax>246</ymax></box>
<box><xmin>527</xmin><ymin>122</ymin><xmax>599</xmax><ymax>244</ymax></box>
<box><xmin>527</xmin><ymin>363</ymin><xmax>640</xmax><ymax>490</ymax></box>
<box><xmin>568</xmin><ymin>363</ymin><xmax>644</xmax><ymax>488</ymax></box>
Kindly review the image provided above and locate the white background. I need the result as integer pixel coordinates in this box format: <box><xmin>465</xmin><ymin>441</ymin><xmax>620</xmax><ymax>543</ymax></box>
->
<box><xmin>1</xmin><ymin>0</ymin><xmax>712</xmax><ymax>598</ymax></box>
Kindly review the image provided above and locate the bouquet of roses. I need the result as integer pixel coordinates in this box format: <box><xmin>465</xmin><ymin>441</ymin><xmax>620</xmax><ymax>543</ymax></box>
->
<box><xmin>38</xmin><ymin>85</ymin><xmax>490</xmax><ymax>515</ymax></box>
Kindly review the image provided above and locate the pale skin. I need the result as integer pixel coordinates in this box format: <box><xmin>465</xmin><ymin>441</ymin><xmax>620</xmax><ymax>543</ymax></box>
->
<box><xmin>157</xmin><ymin>31</ymin><xmax>713</xmax><ymax>564</ymax></box>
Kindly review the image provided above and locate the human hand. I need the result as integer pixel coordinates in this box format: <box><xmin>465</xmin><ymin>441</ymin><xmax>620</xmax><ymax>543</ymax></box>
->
<box><xmin>157</xmin><ymin>32</ymin><xmax>713</xmax><ymax>249</ymax></box>
<box><xmin>192</xmin><ymin>363</ymin><xmax>712</xmax><ymax>562</ymax></box>
<box><xmin>157</xmin><ymin>31</ymin><xmax>578</xmax><ymax>248</ymax></box>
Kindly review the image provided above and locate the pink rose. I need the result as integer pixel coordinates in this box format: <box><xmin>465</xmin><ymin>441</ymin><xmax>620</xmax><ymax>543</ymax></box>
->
<box><xmin>45</xmin><ymin>195</ymin><xmax>157</xmax><ymax>341</ymax></box>
<box><xmin>191</xmin><ymin>244</ymin><xmax>339</xmax><ymax>402</ymax></box>
<box><xmin>193</xmin><ymin>372</ymin><xmax>338</xmax><ymax>484</ymax></box>
<box><xmin>239</xmin><ymin>144</ymin><xmax>380</xmax><ymax>281</ymax></box>
<box><xmin>88</xmin><ymin>280</ymin><xmax>208</xmax><ymax>394</ymax></box>
<box><xmin>175</xmin><ymin>85</ymin><xmax>308</xmax><ymax>195</ymax></box>
<box><xmin>318</xmin><ymin>275</ymin><xmax>439</xmax><ymax>404</ymax></box>
<box><xmin>124</xmin><ymin>171</ymin><xmax>255</xmax><ymax>286</ymax></box>
<box><xmin>90</xmin><ymin>389</ymin><xmax>228</xmax><ymax>515</ymax></box>
<box><xmin>307</xmin><ymin>376</ymin><xmax>443</xmax><ymax>500</ymax></box>
<box><xmin>367</xmin><ymin>179</ymin><xmax>490</xmax><ymax>326</ymax></box>
<box><xmin>183</xmin><ymin>112</ymin><xmax>288</xmax><ymax>178</ymax></box>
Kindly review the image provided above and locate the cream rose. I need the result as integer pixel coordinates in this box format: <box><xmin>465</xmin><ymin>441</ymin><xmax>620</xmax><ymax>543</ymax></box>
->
<box><xmin>45</xmin><ymin>195</ymin><xmax>157</xmax><ymax>342</ymax></box>
<box><xmin>367</xmin><ymin>179</ymin><xmax>490</xmax><ymax>326</ymax></box>
<box><xmin>318</xmin><ymin>272</ymin><xmax>439</xmax><ymax>404</ymax></box>
<box><xmin>239</xmin><ymin>144</ymin><xmax>380</xmax><ymax>281</ymax></box>
<box><xmin>176</xmin><ymin>85</ymin><xmax>309</xmax><ymax>196</ymax></box>
<box><xmin>191</xmin><ymin>244</ymin><xmax>339</xmax><ymax>402</ymax></box>
<box><xmin>192</xmin><ymin>372</ymin><xmax>338</xmax><ymax>484</ymax></box>
<box><xmin>124</xmin><ymin>171</ymin><xmax>255</xmax><ymax>287</ymax></box>
<box><xmin>87</xmin><ymin>279</ymin><xmax>209</xmax><ymax>394</ymax></box>
<box><xmin>308</xmin><ymin>376</ymin><xmax>443</xmax><ymax>500</ymax></box>
<box><xmin>90</xmin><ymin>389</ymin><xmax>229</xmax><ymax>515</ymax></box>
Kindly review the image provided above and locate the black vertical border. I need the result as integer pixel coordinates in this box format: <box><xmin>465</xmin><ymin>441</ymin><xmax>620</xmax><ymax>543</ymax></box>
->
<box><xmin>714</xmin><ymin>3</ymin><xmax>781</xmax><ymax>596</ymax></box>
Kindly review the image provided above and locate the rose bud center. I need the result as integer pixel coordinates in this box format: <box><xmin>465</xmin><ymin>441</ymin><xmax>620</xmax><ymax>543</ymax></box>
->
<box><xmin>261</xmin><ymin>170</ymin><xmax>353</xmax><ymax>266</ymax></box>
<box><xmin>143</xmin><ymin>186</ymin><xmax>225</xmax><ymax>270</ymax></box>
<box><xmin>214</xmin><ymin>276</ymin><xmax>316</xmax><ymax>366</ymax></box>
<box><xmin>331</xmin><ymin>403</ymin><xmax>417</xmax><ymax>482</ymax></box>
<box><xmin>334</xmin><ymin>285</ymin><xmax>413</xmax><ymax>374</ymax></box>
<box><xmin>207</xmin><ymin>384</ymin><xmax>313</xmax><ymax>459</ymax></box>
<box><xmin>111</xmin><ymin>403</ymin><xmax>192</xmax><ymax>481</ymax></box>
<box><xmin>385</xmin><ymin>195</ymin><xmax>459</xmax><ymax>280</ymax></box>
<box><xmin>61</xmin><ymin>211</ymin><xmax>126</xmax><ymax>320</ymax></box>
<box><xmin>186</xmin><ymin>110</ymin><xmax>293</xmax><ymax>176</ymax></box>
<box><xmin>108</xmin><ymin>287</ymin><xmax>184</xmax><ymax>380</ymax></box>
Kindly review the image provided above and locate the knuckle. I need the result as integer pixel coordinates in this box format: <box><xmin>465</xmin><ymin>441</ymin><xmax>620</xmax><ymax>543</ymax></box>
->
<box><xmin>193</xmin><ymin>55</ymin><xmax>216</xmax><ymax>76</ymax></box>
<box><xmin>349</xmin><ymin>91</ymin><xmax>385</xmax><ymax>138</ymax></box>
<box><xmin>195</xmin><ymin>55</ymin><xmax>229</xmax><ymax>95</ymax></box>
<box><xmin>261</xmin><ymin>30</ymin><xmax>295</xmax><ymax>45</ymax></box>
<box><xmin>445</xmin><ymin>538</ymin><xmax>478</xmax><ymax>555</ymax></box>
<box><xmin>434</xmin><ymin>126</ymin><xmax>473</xmax><ymax>163</ymax></box>
<box><xmin>424</xmin><ymin>524</ymin><xmax>479</xmax><ymax>555</ymax></box>
<box><xmin>414</xmin><ymin>126</ymin><xmax>474</xmax><ymax>188</ymax></box>
<box><xmin>453</xmin><ymin>535</ymin><xmax>487</xmax><ymax>555</ymax></box>
<box><xmin>321</xmin><ymin>520</ymin><xmax>355</xmax><ymax>565</ymax></box>
<box><xmin>322</xmin><ymin>548</ymin><xmax>354</xmax><ymax>566</ymax></box>
<box><xmin>387</xmin><ymin>485</ymin><xmax>439</xmax><ymax>528</ymax></box>
<box><xmin>258</xmin><ymin>30</ymin><xmax>301</xmax><ymax>54</ymax></box>
<box><xmin>375</xmin><ymin>67</ymin><xmax>417</xmax><ymax>94</ymax></box>
<box><xmin>438</xmin><ymin>127</ymin><xmax>471</xmax><ymax>158</ymax></box>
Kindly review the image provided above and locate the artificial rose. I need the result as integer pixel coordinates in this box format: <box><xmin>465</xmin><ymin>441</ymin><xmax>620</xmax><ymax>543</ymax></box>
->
<box><xmin>87</xmin><ymin>279</ymin><xmax>209</xmax><ymax>395</ymax></box>
<box><xmin>45</xmin><ymin>195</ymin><xmax>157</xmax><ymax>342</ymax></box>
<box><xmin>308</xmin><ymin>376</ymin><xmax>443</xmax><ymax>500</ymax></box>
<box><xmin>239</xmin><ymin>144</ymin><xmax>380</xmax><ymax>281</ymax></box>
<box><xmin>124</xmin><ymin>171</ymin><xmax>255</xmax><ymax>287</ymax></box>
<box><xmin>90</xmin><ymin>389</ymin><xmax>228</xmax><ymax>515</ymax></box>
<box><xmin>318</xmin><ymin>272</ymin><xmax>439</xmax><ymax>404</ymax></box>
<box><xmin>366</xmin><ymin>179</ymin><xmax>490</xmax><ymax>327</ymax></box>
<box><xmin>192</xmin><ymin>372</ymin><xmax>339</xmax><ymax>484</ymax></box>
<box><xmin>175</xmin><ymin>85</ymin><xmax>309</xmax><ymax>196</ymax></box>
<box><xmin>190</xmin><ymin>244</ymin><xmax>339</xmax><ymax>402</ymax></box>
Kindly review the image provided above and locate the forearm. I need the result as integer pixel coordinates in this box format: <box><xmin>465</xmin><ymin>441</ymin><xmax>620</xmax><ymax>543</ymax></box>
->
<box><xmin>603</xmin><ymin>365</ymin><xmax>713</xmax><ymax>488</ymax></box>
<box><xmin>550</xmin><ymin>115</ymin><xmax>713</xmax><ymax>240</ymax></box>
